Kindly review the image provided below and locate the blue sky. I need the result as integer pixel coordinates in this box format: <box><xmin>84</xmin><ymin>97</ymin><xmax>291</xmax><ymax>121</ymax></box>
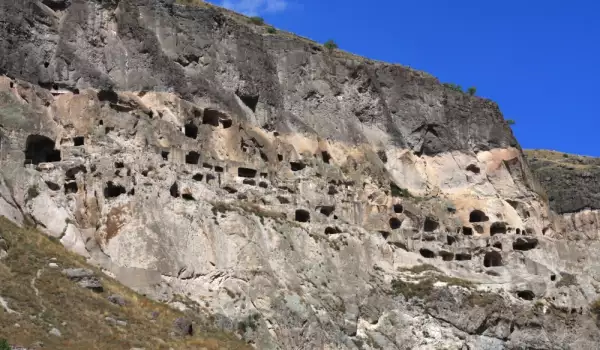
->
<box><xmin>211</xmin><ymin>0</ymin><xmax>600</xmax><ymax>156</ymax></box>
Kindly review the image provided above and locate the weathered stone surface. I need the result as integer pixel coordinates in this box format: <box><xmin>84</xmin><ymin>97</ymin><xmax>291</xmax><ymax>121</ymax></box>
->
<box><xmin>0</xmin><ymin>1</ymin><xmax>598</xmax><ymax>349</ymax></box>
<box><xmin>525</xmin><ymin>149</ymin><xmax>600</xmax><ymax>213</ymax></box>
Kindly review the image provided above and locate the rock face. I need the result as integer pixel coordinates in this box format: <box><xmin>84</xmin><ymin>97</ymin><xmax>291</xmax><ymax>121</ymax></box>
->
<box><xmin>1</xmin><ymin>1</ymin><xmax>600</xmax><ymax>349</ymax></box>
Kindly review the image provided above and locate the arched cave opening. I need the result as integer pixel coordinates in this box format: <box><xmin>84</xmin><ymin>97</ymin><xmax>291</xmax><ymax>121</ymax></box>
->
<box><xmin>24</xmin><ymin>135</ymin><xmax>61</xmax><ymax>165</ymax></box>
<box><xmin>483</xmin><ymin>251</ymin><xmax>503</xmax><ymax>267</ymax></box>
<box><xmin>469</xmin><ymin>210</ymin><xmax>489</xmax><ymax>223</ymax></box>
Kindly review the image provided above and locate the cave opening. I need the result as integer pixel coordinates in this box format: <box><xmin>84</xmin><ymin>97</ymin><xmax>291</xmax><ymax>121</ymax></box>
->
<box><xmin>24</xmin><ymin>135</ymin><xmax>61</xmax><ymax>165</ymax></box>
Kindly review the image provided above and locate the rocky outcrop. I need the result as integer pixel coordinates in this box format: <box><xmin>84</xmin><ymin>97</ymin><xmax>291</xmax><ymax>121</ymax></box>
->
<box><xmin>0</xmin><ymin>1</ymin><xmax>599</xmax><ymax>349</ymax></box>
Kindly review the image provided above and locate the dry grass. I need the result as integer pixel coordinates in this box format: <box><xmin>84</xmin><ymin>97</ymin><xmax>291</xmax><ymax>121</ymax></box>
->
<box><xmin>0</xmin><ymin>217</ymin><xmax>250</xmax><ymax>350</ymax></box>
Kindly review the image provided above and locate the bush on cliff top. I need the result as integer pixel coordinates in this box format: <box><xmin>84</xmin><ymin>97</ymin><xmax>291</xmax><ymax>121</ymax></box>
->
<box><xmin>324</xmin><ymin>40</ymin><xmax>338</xmax><ymax>50</ymax></box>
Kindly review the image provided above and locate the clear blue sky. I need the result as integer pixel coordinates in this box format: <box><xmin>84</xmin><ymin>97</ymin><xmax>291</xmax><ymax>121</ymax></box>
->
<box><xmin>212</xmin><ymin>0</ymin><xmax>600</xmax><ymax>156</ymax></box>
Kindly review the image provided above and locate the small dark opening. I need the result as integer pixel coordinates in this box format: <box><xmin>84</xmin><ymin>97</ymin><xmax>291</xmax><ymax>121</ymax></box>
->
<box><xmin>215</xmin><ymin>166</ymin><xmax>224</xmax><ymax>173</ymax></box>
<box><xmin>170</xmin><ymin>182</ymin><xmax>180</xmax><ymax>198</ymax></box>
<box><xmin>325</xmin><ymin>227</ymin><xmax>342</xmax><ymax>235</ymax></box>
<box><xmin>235</xmin><ymin>89</ymin><xmax>259</xmax><ymax>112</ymax></box>
<box><xmin>97</xmin><ymin>89</ymin><xmax>118</xmax><ymax>103</ymax></box>
<box><xmin>104</xmin><ymin>181</ymin><xmax>126</xmax><ymax>198</ymax></box>
<box><xmin>455</xmin><ymin>253</ymin><xmax>472</xmax><ymax>261</ymax></box>
<box><xmin>440</xmin><ymin>251</ymin><xmax>454</xmax><ymax>261</ymax></box>
<box><xmin>389</xmin><ymin>218</ymin><xmax>402</xmax><ymax>230</ymax></box>
<box><xmin>377</xmin><ymin>150</ymin><xmax>387</xmax><ymax>163</ymax></box>
<box><xmin>462</xmin><ymin>227</ymin><xmax>473</xmax><ymax>235</ymax></box>
<box><xmin>24</xmin><ymin>135</ymin><xmax>61</xmax><ymax>165</ymax></box>
<box><xmin>490</xmin><ymin>222</ymin><xmax>507</xmax><ymax>236</ymax></box>
<box><xmin>192</xmin><ymin>174</ymin><xmax>203</xmax><ymax>181</ymax></box>
<box><xmin>186</xmin><ymin>151</ymin><xmax>200</xmax><ymax>165</ymax></box>
<box><xmin>466</xmin><ymin>164</ymin><xmax>480</xmax><ymax>174</ymax></box>
<box><xmin>203</xmin><ymin>163</ymin><xmax>213</xmax><ymax>169</ymax></box>
<box><xmin>9</xmin><ymin>81</ymin><xmax>14</xmax><ymax>88</ymax></box>
<box><xmin>220</xmin><ymin>119</ymin><xmax>233</xmax><ymax>129</ymax></box>
<box><xmin>52</xmin><ymin>84</ymin><xmax>58</xmax><ymax>90</ymax></box>
<box><xmin>72</xmin><ymin>136</ymin><xmax>84</xmax><ymax>146</ymax></box>
<box><xmin>512</xmin><ymin>237</ymin><xmax>538</xmax><ymax>251</ymax></box>
<box><xmin>260</xmin><ymin>150</ymin><xmax>269</xmax><ymax>162</ymax></box>
<box><xmin>104</xmin><ymin>126</ymin><xmax>114</xmax><ymax>134</ymax></box>
<box><xmin>259</xmin><ymin>181</ymin><xmax>268</xmax><ymax>188</ymax></box>
<box><xmin>393</xmin><ymin>204</ymin><xmax>403</xmax><ymax>213</ymax></box>
<box><xmin>423</xmin><ymin>217</ymin><xmax>439</xmax><ymax>232</ymax></box>
<box><xmin>492</xmin><ymin>242</ymin><xmax>502</xmax><ymax>250</ymax></box>
<box><xmin>44</xmin><ymin>62</ymin><xmax>49</xmax><ymax>68</ymax></box>
<box><xmin>99</xmin><ymin>120</ymin><xmax>104</xmax><ymax>126</ymax></box>
<box><xmin>517</xmin><ymin>290</ymin><xmax>535</xmax><ymax>301</ymax></box>
<box><xmin>238</xmin><ymin>167</ymin><xmax>257</xmax><ymax>178</ymax></box>
<box><xmin>202</xmin><ymin>109</ymin><xmax>222</xmax><ymax>127</ymax></box>
<box><xmin>447</xmin><ymin>235</ymin><xmax>456</xmax><ymax>245</ymax></box>
<box><xmin>184</xmin><ymin>122</ymin><xmax>198</xmax><ymax>139</ymax></box>
<box><xmin>260</xmin><ymin>172</ymin><xmax>268</xmax><ymax>178</ymax></box>
<box><xmin>319</xmin><ymin>206</ymin><xmax>335</xmax><ymax>217</ymax></box>
<box><xmin>469</xmin><ymin>210</ymin><xmax>488</xmax><ymax>223</ymax></box>
<box><xmin>161</xmin><ymin>151</ymin><xmax>169</xmax><ymax>161</ymax></box>
<box><xmin>483</xmin><ymin>251</ymin><xmax>503</xmax><ymax>267</ymax></box>
<box><xmin>516</xmin><ymin>228</ymin><xmax>521</xmax><ymax>235</ymax></box>
<box><xmin>65</xmin><ymin>165</ymin><xmax>87</xmax><ymax>180</ymax></box>
<box><xmin>243</xmin><ymin>179</ymin><xmax>256</xmax><ymax>186</ymax></box>
<box><xmin>379</xmin><ymin>231</ymin><xmax>390</xmax><ymax>240</ymax></box>
<box><xmin>321</xmin><ymin>151</ymin><xmax>332</xmax><ymax>164</ymax></box>
<box><xmin>115</xmin><ymin>161</ymin><xmax>125</xmax><ymax>169</ymax></box>
<box><xmin>45</xmin><ymin>181</ymin><xmax>60</xmax><ymax>191</ymax></box>
<box><xmin>328</xmin><ymin>186</ymin><xmax>338</xmax><ymax>195</ymax></box>
<box><xmin>277</xmin><ymin>154</ymin><xmax>283</xmax><ymax>161</ymax></box>
<box><xmin>290</xmin><ymin>162</ymin><xmax>306</xmax><ymax>171</ymax></box>
<box><xmin>72</xmin><ymin>88</ymin><xmax>80</xmax><ymax>95</ymax></box>
<box><xmin>550</xmin><ymin>274</ymin><xmax>556</xmax><ymax>281</ymax></box>
<box><xmin>182</xmin><ymin>192</ymin><xmax>195</xmax><ymax>201</ymax></box>
<box><xmin>277</xmin><ymin>196</ymin><xmax>290</xmax><ymax>204</ymax></box>
<box><xmin>206</xmin><ymin>173</ymin><xmax>216</xmax><ymax>182</ymax></box>
<box><xmin>295</xmin><ymin>209</ymin><xmax>310</xmax><ymax>223</ymax></box>
<box><xmin>223</xmin><ymin>186</ymin><xmax>237</xmax><ymax>194</ymax></box>
<box><xmin>64</xmin><ymin>181</ymin><xmax>78</xmax><ymax>194</ymax></box>
<box><xmin>419</xmin><ymin>248</ymin><xmax>436</xmax><ymax>259</ymax></box>
<box><xmin>128</xmin><ymin>188</ymin><xmax>135</xmax><ymax>196</ymax></box>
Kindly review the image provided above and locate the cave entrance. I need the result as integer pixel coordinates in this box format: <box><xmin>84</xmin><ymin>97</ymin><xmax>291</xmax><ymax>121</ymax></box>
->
<box><xmin>186</xmin><ymin>151</ymin><xmax>200</xmax><ymax>165</ymax></box>
<box><xmin>483</xmin><ymin>251</ymin><xmax>503</xmax><ymax>267</ymax></box>
<box><xmin>469</xmin><ymin>210</ymin><xmax>489</xmax><ymax>223</ymax></box>
<box><xmin>184</xmin><ymin>122</ymin><xmax>198</xmax><ymax>139</ymax></box>
<box><xmin>24</xmin><ymin>135</ymin><xmax>61</xmax><ymax>165</ymax></box>
<box><xmin>490</xmin><ymin>222</ymin><xmax>507</xmax><ymax>236</ymax></box>
<box><xmin>295</xmin><ymin>209</ymin><xmax>310</xmax><ymax>223</ymax></box>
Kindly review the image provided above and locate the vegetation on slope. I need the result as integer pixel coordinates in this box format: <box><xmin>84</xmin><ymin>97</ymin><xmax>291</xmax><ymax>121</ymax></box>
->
<box><xmin>0</xmin><ymin>217</ymin><xmax>249</xmax><ymax>350</ymax></box>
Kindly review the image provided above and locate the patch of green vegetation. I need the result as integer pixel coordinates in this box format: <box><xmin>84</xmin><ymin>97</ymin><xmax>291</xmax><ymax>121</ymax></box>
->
<box><xmin>0</xmin><ymin>339</ymin><xmax>10</xmax><ymax>350</ymax></box>
<box><xmin>27</xmin><ymin>184</ymin><xmax>40</xmax><ymax>199</ymax></box>
<box><xmin>398</xmin><ymin>264</ymin><xmax>441</xmax><ymax>274</ymax></box>
<box><xmin>266</xmin><ymin>26</ymin><xmax>277</xmax><ymax>34</ymax></box>
<box><xmin>467</xmin><ymin>291</ymin><xmax>502</xmax><ymax>307</ymax></box>
<box><xmin>506</xmin><ymin>119</ymin><xmax>516</xmax><ymax>126</ymax></box>
<box><xmin>591</xmin><ymin>298</ymin><xmax>600</xmax><ymax>315</ymax></box>
<box><xmin>556</xmin><ymin>272</ymin><xmax>576</xmax><ymax>288</ymax></box>
<box><xmin>467</xmin><ymin>86</ymin><xmax>477</xmax><ymax>96</ymax></box>
<box><xmin>391</xmin><ymin>278</ymin><xmax>435</xmax><ymax>300</ymax></box>
<box><xmin>0</xmin><ymin>217</ymin><xmax>251</xmax><ymax>350</ymax></box>
<box><xmin>249</xmin><ymin>16</ymin><xmax>264</xmax><ymax>25</ymax></box>
<box><xmin>443</xmin><ymin>83</ymin><xmax>463</xmax><ymax>93</ymax></box>
<box><xmin>237</xmin><ymin>313</ymin><xmax>260</xmax><ymax>333</ymax></box>
<box><xmin>390</xmin><ymin>182</ymin><xmax>412</xmax><ymax>198</ymax></box>
<box><xmin>324</xmin><ymin>39</ymin><xmax>338</xmax><ymax>51</ymax></box>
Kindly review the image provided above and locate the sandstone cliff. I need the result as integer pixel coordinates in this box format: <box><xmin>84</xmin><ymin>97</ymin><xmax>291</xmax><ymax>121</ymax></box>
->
<box><xmin>1</xmin><ymin>1</ymin><xmax>600</xmax><ymax>349</ymax></box>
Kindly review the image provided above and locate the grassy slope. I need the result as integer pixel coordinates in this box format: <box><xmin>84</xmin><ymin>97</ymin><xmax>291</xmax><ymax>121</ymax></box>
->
<box><xmin>0</xmin><ymin>217</ymin><xmax>250</xmax><ymax>350</ymax></box>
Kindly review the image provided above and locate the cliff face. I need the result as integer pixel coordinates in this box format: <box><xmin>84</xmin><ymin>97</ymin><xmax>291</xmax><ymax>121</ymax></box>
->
<box><xmin>1</xmin><ymin>1</ymin><xmax>600</xmax><ymax>349</ymax></box>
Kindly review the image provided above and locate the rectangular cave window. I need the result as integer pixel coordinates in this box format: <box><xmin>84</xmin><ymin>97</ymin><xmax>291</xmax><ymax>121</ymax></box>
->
<box><xmin>161</xmin><ymin>151</ymin><xmax>169</xmax><ymax>161</ymax></box>
<box><xmin>215</xmin><ymin>166</ymin><xmax>224</xmax><ymax>173</ymax></box>
<box><xmin>73</xmin><ymin>136</ymin><xmax>84</xmax><ymax>146</ymax></box>
<box><xmin>238</xmin><ymin>167</ymin><xmax>257</xmax><ymax>178</ymax></box>
<box><xmin>203</xmin><ymin>109</ymin><xmax>222</xmax><ymax>127</ymax></box>
<box><xmin>24</xmin><ymin>135</ymin><xmax>61</xmax><ymax>165</ymax></box>
<box><xmin>186</xmin><ymin>151</ymin><xmax>200</xmax><ymax>165</ymax></box>
<box><xmin>184</xmin><ymin>122</ymin><xmax>198</xmax><ymax>139</ymax></box>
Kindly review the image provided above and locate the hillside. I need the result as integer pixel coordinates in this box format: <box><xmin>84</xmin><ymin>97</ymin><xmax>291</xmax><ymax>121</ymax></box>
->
<box><xmin>0</xmin><ymin>217</ymin><xmax>250</xmax><ymax>349</ymax></box>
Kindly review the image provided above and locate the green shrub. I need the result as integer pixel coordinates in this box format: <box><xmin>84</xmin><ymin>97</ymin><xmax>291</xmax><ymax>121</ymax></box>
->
<box><xmin>506</xmin><ymin>119</ymin><xmax>516</xmax><ymax>126</ymax></box>
<box><xmin>28</xmin><ymin>184</ymin><xmax>40</xmax><ymax>199</ymax></box>
<box><xmin>467</xmin><ymin>86</ymin><xmax>477</xmax><ymax>96</ymax></box>
<box><xmin>391</xmin><ymin>278</ymin><xmax>435</xmax><ymax>299</ymax></box>
<box><xmin>591</xmin><ymin>298</ymin><xmax>600</xmax><ymax>315</ymax></box>
<box><xmin>390</xmin><ymin>182</ymin><xmax>411</xmax><ymax>198</ymax></box>
<box><xmin>266</xmin><ymin>26</ymin><xmax>276</xmax><ymax>34</ymax></box>
<box><xmin>443</xmin><ymin>83</ymin><xmax>463</xmax><ymax>93</ymax></box>
<box><xmin>324</xmin><ymin>39</ymin><xmax>338</xmax><ymax>51</ymax></box>
<box><xmin>249</xmin><ymin>16</ymin><xmax>264</xmax><ymax>25</ymax></box>
<box><xmin>0</xmin><ymin>339</ymin><xmax>9</xmax><ymax>350</ymax></box>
